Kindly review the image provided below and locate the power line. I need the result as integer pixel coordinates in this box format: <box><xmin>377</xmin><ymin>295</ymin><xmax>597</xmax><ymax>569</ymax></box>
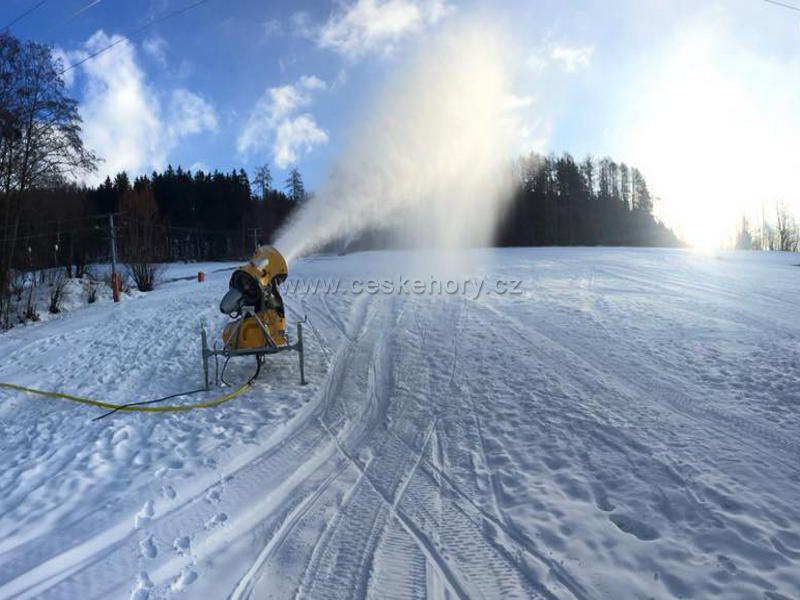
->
<box><xmin>0</xmin><ymin>211</ymin><xmax>121</xmax><ymax>233</ymax></box>
<box><xmin>764</xmin><ymin>0</ymin><xmax>800</xmax><ymax>12</ymax></box>
<box><xmin>59</xmin><ymin>0</ymin><xmax>212</xmax><ymax>75</ymax></box>
<box><xmin>67</xmin><ymin>0</ymin><xmax>103</xmax><ymax>22</ymax></box>
<box><xmin>2</xmin><ymin>0</ymin><xmax>49</xmax><ymax>30</ymax></box>
<box><xmin>0</xmin><ymin>225</ymin><xmax>106</xmax><ymax>244</ymax></box>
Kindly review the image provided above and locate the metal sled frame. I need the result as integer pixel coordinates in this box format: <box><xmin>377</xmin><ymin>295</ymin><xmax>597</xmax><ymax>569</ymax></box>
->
<box><xmin>201</xmin><ymin>308</ymin><xmax>305</xmax><ymax>390</ymax></box>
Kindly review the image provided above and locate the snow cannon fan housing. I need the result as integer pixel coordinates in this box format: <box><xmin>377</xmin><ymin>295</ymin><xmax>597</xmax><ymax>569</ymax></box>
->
<box><xmin>220</xmin><ymin>246</ymin><xmax>288</xmax><ymax>350</ymax></box>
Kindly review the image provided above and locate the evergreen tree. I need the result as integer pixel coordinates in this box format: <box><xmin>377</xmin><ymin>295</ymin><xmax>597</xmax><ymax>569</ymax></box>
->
<box><xmin>284</xmin><ymin>167</ymin><xmax>305</xmax><ymax>202</ymax></box>
<box><xmin>114</xmin><ymin>172</ymin><xmax>130</xmax><ymax>194</ymax></box>
<box><xmin>631</xmin><ymin>169</ymin><xmax>653</xmax><ymax>214</ymax></box>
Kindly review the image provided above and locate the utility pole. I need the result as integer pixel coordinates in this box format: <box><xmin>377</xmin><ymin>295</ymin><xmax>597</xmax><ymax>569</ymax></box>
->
<box><xmin>109</xmin><ymin>214</ymin><xmax>119</xmax><ymax>302</ymax></box>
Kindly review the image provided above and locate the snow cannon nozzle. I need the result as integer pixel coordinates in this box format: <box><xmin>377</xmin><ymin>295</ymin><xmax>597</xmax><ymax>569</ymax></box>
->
<box><xmin>220</xmin><ymin>245</ymin><xmax>289</xmax><ymax>316</ymax></box>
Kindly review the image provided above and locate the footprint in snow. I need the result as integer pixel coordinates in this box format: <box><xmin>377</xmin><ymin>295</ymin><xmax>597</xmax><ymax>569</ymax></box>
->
<box><xmin>171</xmin><ymin>568</ymin><xmax>198</xmax><ymax>592</ymax></box>
<box><xmin>205</xmin><ymin>512</ymin><xmax>228</xmax><ymax>529</ymax></box>
<box><xmin>130</xmin><ymin>572</ymin><xmax>153</xmax><ymax>600</ymax></box>
<box><xmin>609</xmin><ymin>514</ymin><xmax>660</xmax><ymax>541</ymax></box>
<box><xmin>135</xmin><ymin>500</ymin><xmax>155</xmax><ymax>529</ymax></box>
<box><xmin>139</xmin><ymin>535</ymin><xmax>157</xmax><ymax>559</ymax></box>
<box><xmin>162</xmin><ymin>485</ymin><xmax>176</xmax><ymax>499</ymax></box>
<box><xmin>205</xmin><ymin>487</ymin><xmax>222</xmax><ymax>504</ymax></box>
<box><xmin>173</xmin><ymin>536</ymin><xmax>191</xmax><ymax>555</ymax></box>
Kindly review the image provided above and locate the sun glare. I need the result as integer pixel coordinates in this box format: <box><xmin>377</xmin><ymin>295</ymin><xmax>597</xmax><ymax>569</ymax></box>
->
<box><xmin>624</xmin><ymin>18</ymin><xmax>799</xmax><ymax>251</ymax></box>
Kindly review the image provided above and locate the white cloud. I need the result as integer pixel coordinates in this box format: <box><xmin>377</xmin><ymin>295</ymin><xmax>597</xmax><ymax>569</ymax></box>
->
<box><xmin>142</xmin><ymin>35</ymin><xmax>168</xmax><ymax>65</ymax></box>
<box><xmin>525</xmin><ymin>51</ymin><xmax>549</xmax><ymax>73</ymax></box>
<box><xmin>317</xmin><ymin>0</ymin><xmax>452</xmax><ymax>59</ymax></box>
<box><xmin>290</xmin><ymin>11</ymin><xmax>314</xmax><ymax>39</ymax></box>
<box><xmin>273</xmin><ymin>116</ymin><xmax>328</xmax><ymax>168</ymax></box>
<box><xmin>262</xmin><ymin>19</ymin><xmax>281</xmax><ymax>39</ymax></box>
<box><xmin>75</xmin><ymin>31</ymin><xmax>217</xmax><ymax>184</ymax></box>
<box><xmin>237</xmin><ymin>75</ymin><xmax>328</xmax><ymax>168</ymax></box>
<box><xmin>550</xmin><ymin>44</ymin><xmax>594</xmax><ymax>72</ymax></box>
<box><xmin>298</xmin><ymin>75</ymin><xmax>325</xmax><ymax>91</ymax></box>
<box><xmin>503</xmin><ymin>94</ymin><xmax>533</xmax><ymax>110</ymax></box>
<box><xmin>527</xmin><ymin>42</ymin><xmax>595</xmax><ymax>73</ymax></box>
<box><xmin>167</xmin><ymin>89</ymin><xmax>218</xmax><ymax>138</ymax></box>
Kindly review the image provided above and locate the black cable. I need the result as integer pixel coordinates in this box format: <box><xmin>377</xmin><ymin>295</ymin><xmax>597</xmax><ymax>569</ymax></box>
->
<box><xmin>92</xmin><ymin>387</ymin><xmax>207</xmax><ymax>421</ymax></box>
<box><xmin>93</xmin><ymin>352</ymin><xmax>263</xmax><ymax>421</ymax></box>
<box><xmin>764</xmin><ymin>0</ymin><xmax>800</xmax><ymax>11</ymax></box>
<box><xmin>0</xmin><ymin>225</ymin><xmax>107</xmax><ymax>244</ymax></box>
<box><xmin>3</xmin><ymin>0</ymin><xmax>49</xmax><ymax>30</ymax></box>
<box><xmin>60</xmin><ymin>0</ymin><xmax>212</xmax><ymax>75</ymax></box>
<box><xmin>219</xmin><ymin>356</ymin><xmax>232</xmax><ymax>387</ymax></box>
<box><xmin>66</xmin><ymin>0</ymin><xmax>103</xmax><ymax>23</ymax></box>
<box><xmin>249</xmin><ymin>355</ymin><xmax>263</xmax><ymax>384</ymax></box>
<box><xmin>214</xmin><ymin>351</ymin><xmax>220</xmax><ymax>387</ymax></box>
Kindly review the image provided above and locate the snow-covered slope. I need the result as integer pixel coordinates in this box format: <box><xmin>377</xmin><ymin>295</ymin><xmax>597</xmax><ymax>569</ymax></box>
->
<box><xmin>0</xmin><ymin>248</ymin><xmax>798</xmax><ymax>599</ymax></box>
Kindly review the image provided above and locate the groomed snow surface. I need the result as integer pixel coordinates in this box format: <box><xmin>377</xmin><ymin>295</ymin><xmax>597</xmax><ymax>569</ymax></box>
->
<box><xmin>0</xmin><ymin>248</ymin><xmax>799</xmax><ymax>600</ymax></box>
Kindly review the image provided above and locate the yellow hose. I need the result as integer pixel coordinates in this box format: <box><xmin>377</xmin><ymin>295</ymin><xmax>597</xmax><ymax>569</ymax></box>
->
<box><xmin>0</xmin><ymin>381</ymin><xmax>251</xmax><ymax>413</ymax></box>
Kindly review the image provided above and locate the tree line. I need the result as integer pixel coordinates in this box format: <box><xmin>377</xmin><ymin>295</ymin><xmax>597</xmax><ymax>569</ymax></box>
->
<box><xmin>87</xmin><ymin>164</ymin><xmax>303</xmax><ymax>262</ymax></box>
<box><xmin>735</xmin><ymin>204</ymin><xmax>799</xmax><ymax>252</ymax></box>
<box><xmin>497</xmin><ymin>153</ymin><xmax>678</xmax><ymax>247</ymax></box>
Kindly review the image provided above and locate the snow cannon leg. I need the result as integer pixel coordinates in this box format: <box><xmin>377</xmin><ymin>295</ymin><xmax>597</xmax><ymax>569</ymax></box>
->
<box><xmin>201</xmin><ymin>327</ymin><xmax>210</xmax><ymax>391</ymax></box>
<box><xmin>297</xmin><ymin>322</ymin><xmax>306</xmax><ymax>386</ymax></box>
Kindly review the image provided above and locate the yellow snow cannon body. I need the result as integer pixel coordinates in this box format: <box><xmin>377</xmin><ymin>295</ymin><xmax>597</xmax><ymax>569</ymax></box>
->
<box><xmin>222</xmin><ymin>246</ymin><xmax>288</xmax><ymax>349</ymax></box>
<box><xmin>201</xmin><ymin>246</ymin><xmax>305</xmax><ymax>389</ymax></box>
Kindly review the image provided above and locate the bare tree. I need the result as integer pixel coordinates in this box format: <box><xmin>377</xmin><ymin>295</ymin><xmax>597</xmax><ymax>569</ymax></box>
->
<box><xmin>120</xmin><ymin>185</ymin><xmax>164</xmax><ymax>291</ymax></box>
<box><xmin>252</xmin><ymin>163</ymin><xmax>272</xmax><ymax>201</ymax></box>
<box><xmin>47</xmin><ymin>268</ymin><xmax>67</xmax><ymax>314</ymax></box>
<box><xmin>735</xmin><ymin>216</ymin><xmax>754</xmax><ymax>250</ymax></box>
<box><xmin>775</xmin><ymin>202</ymin><xmax>799</xmax><ymax>252</ymax></box>
<box><xmin>0</xmin><ymin>32</ymin><xmax>97</xmax><ymax>327</ymax></box>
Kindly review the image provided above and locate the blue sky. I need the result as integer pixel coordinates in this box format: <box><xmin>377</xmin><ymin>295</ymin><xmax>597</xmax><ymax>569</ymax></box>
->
<box><xmin>2</xmin><ymin>0</ymin><xmax>799</xmax><ymax>246</ymax></box>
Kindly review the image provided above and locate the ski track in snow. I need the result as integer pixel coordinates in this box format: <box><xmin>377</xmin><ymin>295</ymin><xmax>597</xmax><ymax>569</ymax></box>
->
<box><xmin>0</xmin><ymin>248</ymin><xmax>799</xmax><ymax>599</ymax></box>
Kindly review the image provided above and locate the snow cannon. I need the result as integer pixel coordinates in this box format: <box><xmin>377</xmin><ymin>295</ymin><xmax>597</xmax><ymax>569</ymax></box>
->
<box><xmin>201</xmin><ymin>246</ymin><xmax>305</xmax><ymax>389</ymax></box>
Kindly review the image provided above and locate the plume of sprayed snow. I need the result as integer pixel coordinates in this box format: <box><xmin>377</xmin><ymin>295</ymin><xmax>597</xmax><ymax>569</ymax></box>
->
<box><xmin>275</xmin><ymin>20</ymin><xmax>515</xmax><ymax>264</ymax></box>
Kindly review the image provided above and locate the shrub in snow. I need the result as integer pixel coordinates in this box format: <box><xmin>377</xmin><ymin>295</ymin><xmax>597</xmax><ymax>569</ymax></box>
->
<box><xmin>85</xmin><ymin>281</ymin><xmax>97</xmax><ymax>304</ymax></box>
<box><xmin>11</xmin><ymin>270</ymin><xmax>24</xmax><ymax>301</ymax></box>
<box><xmin>47</xmin><ymin>271</ymin><xmax>67</xmax><ymax>314</ymax></box>
<box><xmin>84</xmin><ymin>267</ymin><xmax>101</xmax><ymax>303</ymax></box>
<box><xmin>127</xmin><ymin>262</ymin><xmax>163</xmax><ymax>292</ymax></box>
<box><xmin>0</xmin><ymin>295</ymin><xmax>9</xmax><ymax>330</ymax></box>
<box><xmin>23</xmin><ymin>284</ymin><xmax>39</xmax><ymax>323</ymax></box>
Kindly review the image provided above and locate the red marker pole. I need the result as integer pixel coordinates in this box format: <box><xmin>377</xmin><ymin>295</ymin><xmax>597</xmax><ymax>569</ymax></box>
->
<box><xmin>198</xmin><ymin>271</ymin><xmax>205</xmax><ymax>283</ymax></box>
<box><xmin>112</xmin><ymin>273</ymin><xmax>120</xmax><ymax>303</ymax></box>
<box><xmin>109</xmin><ymin>215</ymin><xmax>120</xmax><ymax>303</ymax></box>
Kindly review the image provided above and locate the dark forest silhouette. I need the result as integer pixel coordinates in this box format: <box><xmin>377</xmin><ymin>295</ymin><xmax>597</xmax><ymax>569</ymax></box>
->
<box><xmin>498</xmin><ymin>153</ymin><xmax>678</xmax><ymax>248</ymax></box>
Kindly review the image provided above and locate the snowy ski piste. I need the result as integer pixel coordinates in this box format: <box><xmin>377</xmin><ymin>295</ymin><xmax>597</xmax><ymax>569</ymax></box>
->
<box><xmin>0</xmin><ymin>247</ymin><xmax>799</xmax><ymax>599</ymax></box>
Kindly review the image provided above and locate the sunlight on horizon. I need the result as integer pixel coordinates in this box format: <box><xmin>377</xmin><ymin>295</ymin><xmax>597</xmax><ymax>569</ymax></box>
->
<box><xmin>623</xmin><ymin>12</ymin><xmax>800</xmax><ymax>251</ymax></box>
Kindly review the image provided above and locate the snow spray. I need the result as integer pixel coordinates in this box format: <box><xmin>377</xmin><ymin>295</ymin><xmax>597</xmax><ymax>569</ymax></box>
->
<box><xmin>275</xmin><ymin>19</ymin><xmax>515</xmax><ymax>264</ymax></box>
